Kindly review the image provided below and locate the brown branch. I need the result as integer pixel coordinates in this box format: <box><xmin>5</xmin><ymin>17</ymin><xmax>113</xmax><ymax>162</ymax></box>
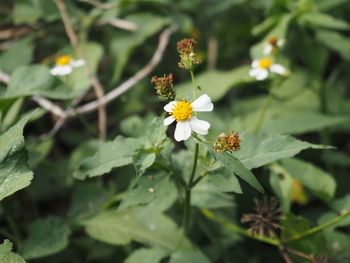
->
<box><xmin>97</xmin><ymin>18</ymin><xmax>138</xmax><ymax>31</ymax></box>
<box><xmin>279</xmin><ymin>245</ymin><xmax>293</xmax><ymax>263</ymax></box>
<box><xmin>286</xmin><ymin>247</ymin><xmax>319</xmax><ymax>263</ymax></box>
<box><xmin>78</xmin><ymin>0</ymin><xmax>117</xmax><ymax>9</ymax></box>
<box><xmin>54</xmin><ymin>0</ymin><xmax>107</xmax><ymax>139</ymax></box>
<box><xmin>70</xmin><ymin>24</ymin><xmax>177</xmax><ymax>116</ymax></box>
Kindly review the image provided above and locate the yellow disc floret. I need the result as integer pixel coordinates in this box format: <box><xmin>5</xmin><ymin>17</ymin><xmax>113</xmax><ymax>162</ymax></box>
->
<box><xmin>56</xmin><ymin>55</ymin><xmax>72</xmax><ymax>66</ymax></box>
<box><xmin>259</xmin><ymin>57</ymin><xmax>272</xmax><ymax>69</ymax></box>
<box><xmin>171</xmin><ymin>99</ymin><xmax>193</xmax><ymax>121</ymax></box>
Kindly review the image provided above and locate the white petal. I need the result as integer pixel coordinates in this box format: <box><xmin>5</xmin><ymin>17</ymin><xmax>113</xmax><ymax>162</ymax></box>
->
<box><xmin>174</xmin><ymin>121</ymin><xmax>191</xmax><ymax>142</ymax></box>
<box><xmin>270</xmin><ymin>64</ymin><xmax>286</xmax><ymax>75</ymax></box>
<box><xmin>255</xmin><ymin>69</ymin><xmax>269</xmax><ymax>80</ymax></box>
<box><xmin>189</xmin><ymin>116</ymin><xmax>210</xmax><ymax>135</ymax></box>
<box><xmin>164</xmin><ymin>101</ymin><xmax>177</xmax><ymax>113</ymax></box>
<box><xmin>191</xmin><ymin>94</ymin><xmax>213</xmax><ymax>112</ymax></box>
<box><xmin>277</xmin><ymin>39</ymin><xmax>285</xmax><ymax>47</ymax></box>
<box><xmin>249</xmin><ymin>68</ymin><xmax>260</xmax><ymax>77</ymax></box>
<box><xmin>263</xmin><ymin>45</ymin><xmax>272</xmax><ymax>55</ymax></box>
<box><xmin>71</xmin><ymin>59</ymin><xmax>85</xmax><ymax>67</ymax></box>
<box><xmin>50</xmin><ymin>65</ymin><xmax>73</xmax><ymax>76</ymax></box>
<box><xmin>251</xmin><ymin>60</ymin><xmax>259</xmax><ymax>68</ymax></box>
<box><xmin>164</xmin><ymin>116</ymin><xmax>175</xmax><ymax>126</ymax></box>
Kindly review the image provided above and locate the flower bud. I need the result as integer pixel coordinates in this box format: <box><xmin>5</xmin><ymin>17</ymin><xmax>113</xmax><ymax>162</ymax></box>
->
<box><xmin>151</xmin><ymin>73</ymin><xmax>176</xmax><ymax>100</ymax></box>
<box><xmin>214</xmin><ymin>132</ymin><xmax>240</xmax><ymax>153</ymax></box>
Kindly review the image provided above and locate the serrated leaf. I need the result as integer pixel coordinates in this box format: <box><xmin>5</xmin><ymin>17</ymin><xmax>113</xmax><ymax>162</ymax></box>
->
<box><xmin>0</xmin><ymin>240</ymin><xmax>26</xmax><ymax>263</ymax></box>
<box><xmin>0</xmin><ymin>114</ymin><xmax>33</xmax><ymax>201</ymax></box>
<box><xmin>124</xmin><ymin>247</ymin><xmax>168</xmax><ymax>263</ymax></box>
<box><xmin>280</xmin><ymin>158</ymin><xmax>336</xmax><ymax>201</ymax></box>
<box><xmin>3</xmin><ymin>65</ymin><xmax>80</xmax><ymax>100</ymax></box>
<box><xmin>20</xmin><ymin>216</ymin><xmax>71</xmax><ymax>260</ymax></box>
<box><xmin>232</xmin><ymin>133</ymin><xmax>331</xmax><ymax>170</ymax></box>
<box><xmin>73</xmin><ymin>136</ymin><xmax>143</xmax><ymax>179</ymax></box>
<box><xmin>176</xmin><ymin>66</ymin><xmax>253</xmax><ymax>101</ymax></box>
<box><xmin>83</xmin><ymin>207</ymin><xmax>180</xmax><ymax>251</ymax></box>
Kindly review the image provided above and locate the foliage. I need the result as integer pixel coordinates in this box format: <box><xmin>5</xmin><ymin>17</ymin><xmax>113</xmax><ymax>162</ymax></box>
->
<box><xmin>1</xmin><ymin>0</ymin><xmax>350</xmax><ymax>262</ymax></box>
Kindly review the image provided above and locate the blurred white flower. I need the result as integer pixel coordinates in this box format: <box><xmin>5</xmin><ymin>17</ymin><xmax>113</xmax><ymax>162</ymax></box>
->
<box><xmin>50</xmin><ymin>55</ymin><xmax>85</xmax><ymax>76</ymax></box>
<box><xmin>163</xmin><ymin>94</ymin><xmax>213</xmax><ymax>142</ymax></box>
<box><xmin>249</xmin><ymin>57</ymin><xmax>286</xmax><ymax>81</ymax></box>
<box><xmin>263</xmin><ymin>36</ymin><xmax>285</xmax><ymax>55</ymax></box>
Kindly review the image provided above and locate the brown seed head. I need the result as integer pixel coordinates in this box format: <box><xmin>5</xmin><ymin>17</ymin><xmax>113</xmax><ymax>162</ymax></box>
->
<box><xmin>177</xmin><ymin>38</ymin><xmax>197</xmax><ymax>54</ymax></box>
<box><xmin>241</xmin><ymin>196</ymin><xmax>282</xmax><ymax>237</ymax></box>
<box><xmin>177</xmin><ymin>38</ymin><xmax>201</xmax><ymax>70</ymax></box>
<box><xmin>214</xmin><ymin>132</ymin><xmax>240</xmax><ymax>152</ymax></box>
<box><xmin>151</xmin><ymin>73</ymin><xmax>175</xmax><ymax>100</ymax></box>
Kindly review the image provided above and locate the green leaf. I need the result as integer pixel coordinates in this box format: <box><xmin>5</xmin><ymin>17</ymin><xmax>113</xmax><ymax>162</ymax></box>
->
<box><xmin>110</xmin><ymin>13</ymin><xmax>170</xmax><ymax>82</ymax></box>
<box><xmin>0</xmin><ymin>240</ymin><xmax>26</xmax><ymax>263</ymax></box>
<box><xmin>192</xmin><ymin>178</ymin><xmax>235</xmax><ymax>208</ymax></box>
<box><xmin>73</xmin><ymin>136</ymin><xmax>143</xmax><ymax>180</ymax></box>
<box><xmin>12</xmin><ymin>2</ymin><xmax>41</xmax><ymax>25</ymax></box>
<box><xmin>169</xmin><ymin>250</ymin><xmax>211</xmax><ymax>263</ymax></box>
<box><xmin>0</xmin><ymin>37</ymin><xmax>34</xmax><ymax>74</ymax></box>
<box><xmin>20</xmin><ymin>216</ymin><xmax>71</xmax><ymax>260</ymax></box>
<box><xmin>3</xmin><ymin>65</ymin><xmax>80</xmax><ymax>100</ymax></box>
<box><xmin>316</xmin><ymin>29</ymin><xmax>350</xmax><ymax>60</ymax></box>
<box><xmin>280</xmin><ymin>158</ymin><xmax>336</xmax><ymax>201</ymax></box>
<box><xmin>26</xmin><ymin>138</ymin><xmax>53</xmax><ymax>168</ymax></box>
<box><xmin>176</xmin><ymin>66</ymin><xmax>253</xmax><ymax>101</ymax></box>
<box><xmin>301</xmin><ymin>13</ymin><xmax>350</xmax><ymax>30</ymax></box>
<box><xmin>83</xmin><ymin>207</ymin><xmax>180</xmax><ymax>251</ymax></box>
<box><xmin>119</xmin><ymin>172</ymin><xmax>177</xmax><ymax>211</ymax></box>
<box><xmin>269</xmin><ymin>163</ymin><xmax>294</xmax><ymax>213</ymax></box>
<box><xmin>124</xmin><ymin>247</ymin><xmax>168</xmax><ymax>263</ymax></box>
<box><xmin>0</xmin><ymin>97</ymin><xmax>24</xmax><ymax>132</ymax></box>
<box><xmin>0</xmin><ymin>114</ymin><xmax>33</xmax><ymax>201</ymax></box>
<box><xmin>232</xmin><ymin>133</ymin><xmax>330</xmax><ymax>170</ymax></box>
<box><xmin>67</xmin><ymin>183</ymin><xmax>109</xmax><ymax>222</ymax></box>
<box><xmin>208</xmin><ymin>148</ymin><xmax>263</xmax><ymax>193</ymax></box>
<box><xmin>208</xmin><ymin>168</ymin><xmax>242</xmax><ymax>193</ymax></box>
<box><xmin>63</xmin><ymin>42</ymin><xmax>103</xmax><ymax>92</ymax></box>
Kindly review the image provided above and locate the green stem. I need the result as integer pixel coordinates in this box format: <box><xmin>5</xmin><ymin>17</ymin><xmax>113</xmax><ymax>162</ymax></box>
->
<box><xmin>190</xmin><ymin>70</ymin><xmax>196</xmax><ymax>99</ymax></box>
<box><xmin>182</xmin><ymin>142</ymin><xmax>199</xmax><ymax>235</ymax></box>
<box><xmin>253</xmin><ymin>90</ymin><xmax>273</xmax><ymax>134</ymax></box>
<box><xmin>282</xmin><ymin>210</ymin><xmax>350</xmax><ymax>243</ymax></box>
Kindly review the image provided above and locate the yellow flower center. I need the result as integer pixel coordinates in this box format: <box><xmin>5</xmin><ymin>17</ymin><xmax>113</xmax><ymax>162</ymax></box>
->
<box><xmin>56</xmin><ymin>55</ymin><xmax>72</xmax><ymax>66</ymax></box>
<box><xmin>171</xmin><ymin>99</ymin><xmax>193</xmax><ymax>121</ymax></box>
<box><xmin>259</xmin><ymin>58</ymin><xmax>272</xmax><ymax>69</ymax></box>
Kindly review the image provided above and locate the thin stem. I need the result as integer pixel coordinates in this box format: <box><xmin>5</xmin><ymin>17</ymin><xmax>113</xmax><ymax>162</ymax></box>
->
<box><xmin>182</xmin><ymin>143</ymin><xmax>200</xmax><ymax>235</ymax></box>
<box><xmin>190</xmin><ymin>70</ymin><xmax>197</xmax><ymax>99</ymax></box>
<box><xmin>253</xmin><ymin>91</ymin><xmax>273</xmax><ymax>134</ymax></box>
<box><xmin>191</xmin><ymin>170</ymin><xmax>208</xmax><ymax>188</ymax></box>
<box><xmin>286</xmin><ymin>247</ymin><xmax>318</xmax><ymax>263</ymax></box>
<box><xmin>278</xmin><ymin>246</ymin><xmax>293</xmax><ymax>263</ymax></box>
<box><xmin>282</xmin><ymin>210</ymin><xmax>350</xmax><ymax>243</ymax></box>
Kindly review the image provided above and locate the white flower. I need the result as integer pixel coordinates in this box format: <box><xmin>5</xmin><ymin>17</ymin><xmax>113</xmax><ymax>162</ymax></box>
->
<box><xmin>163</xmin><ymin>94</ymin><xmax>213</xmax><ymax>142</ymax></box>
<box><xmin>50</xmin><ymin>55</ymin><xmax>85</xmax><ymax>76</ymax></box>
<box><xmin>263</xmin><ymin>37</ymin><xmax>285</xmax><ymax>55</ymax></box>
<box><xmin>249</xmin><ymin>57</ymin><xmax>286</xmax><ymax>81</ymax></box>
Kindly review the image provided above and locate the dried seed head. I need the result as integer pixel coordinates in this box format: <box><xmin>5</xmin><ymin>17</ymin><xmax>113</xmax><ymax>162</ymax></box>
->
<box><xmin>151</xmin><ymin>73</ymin><xmax>175</xmax><ymax>100</ymax></box>
<box><xmin>241</xmin><ymin>196</ymin><xmax>282</xmax><ymax>237</ymax></box>
<box><xmin>214</xmin><ymin>132</ymin><xmax>240</xmax><ymax>152</ymax></box>
<box><xmin>177</xmin><ymin>38</ymin><xmax>201</xmax><ymax>70</ymax></box>
<box><xmin>177</xmin><ymin>38</ymin><xmax>197</xmax><ymax>54</ymax></box>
